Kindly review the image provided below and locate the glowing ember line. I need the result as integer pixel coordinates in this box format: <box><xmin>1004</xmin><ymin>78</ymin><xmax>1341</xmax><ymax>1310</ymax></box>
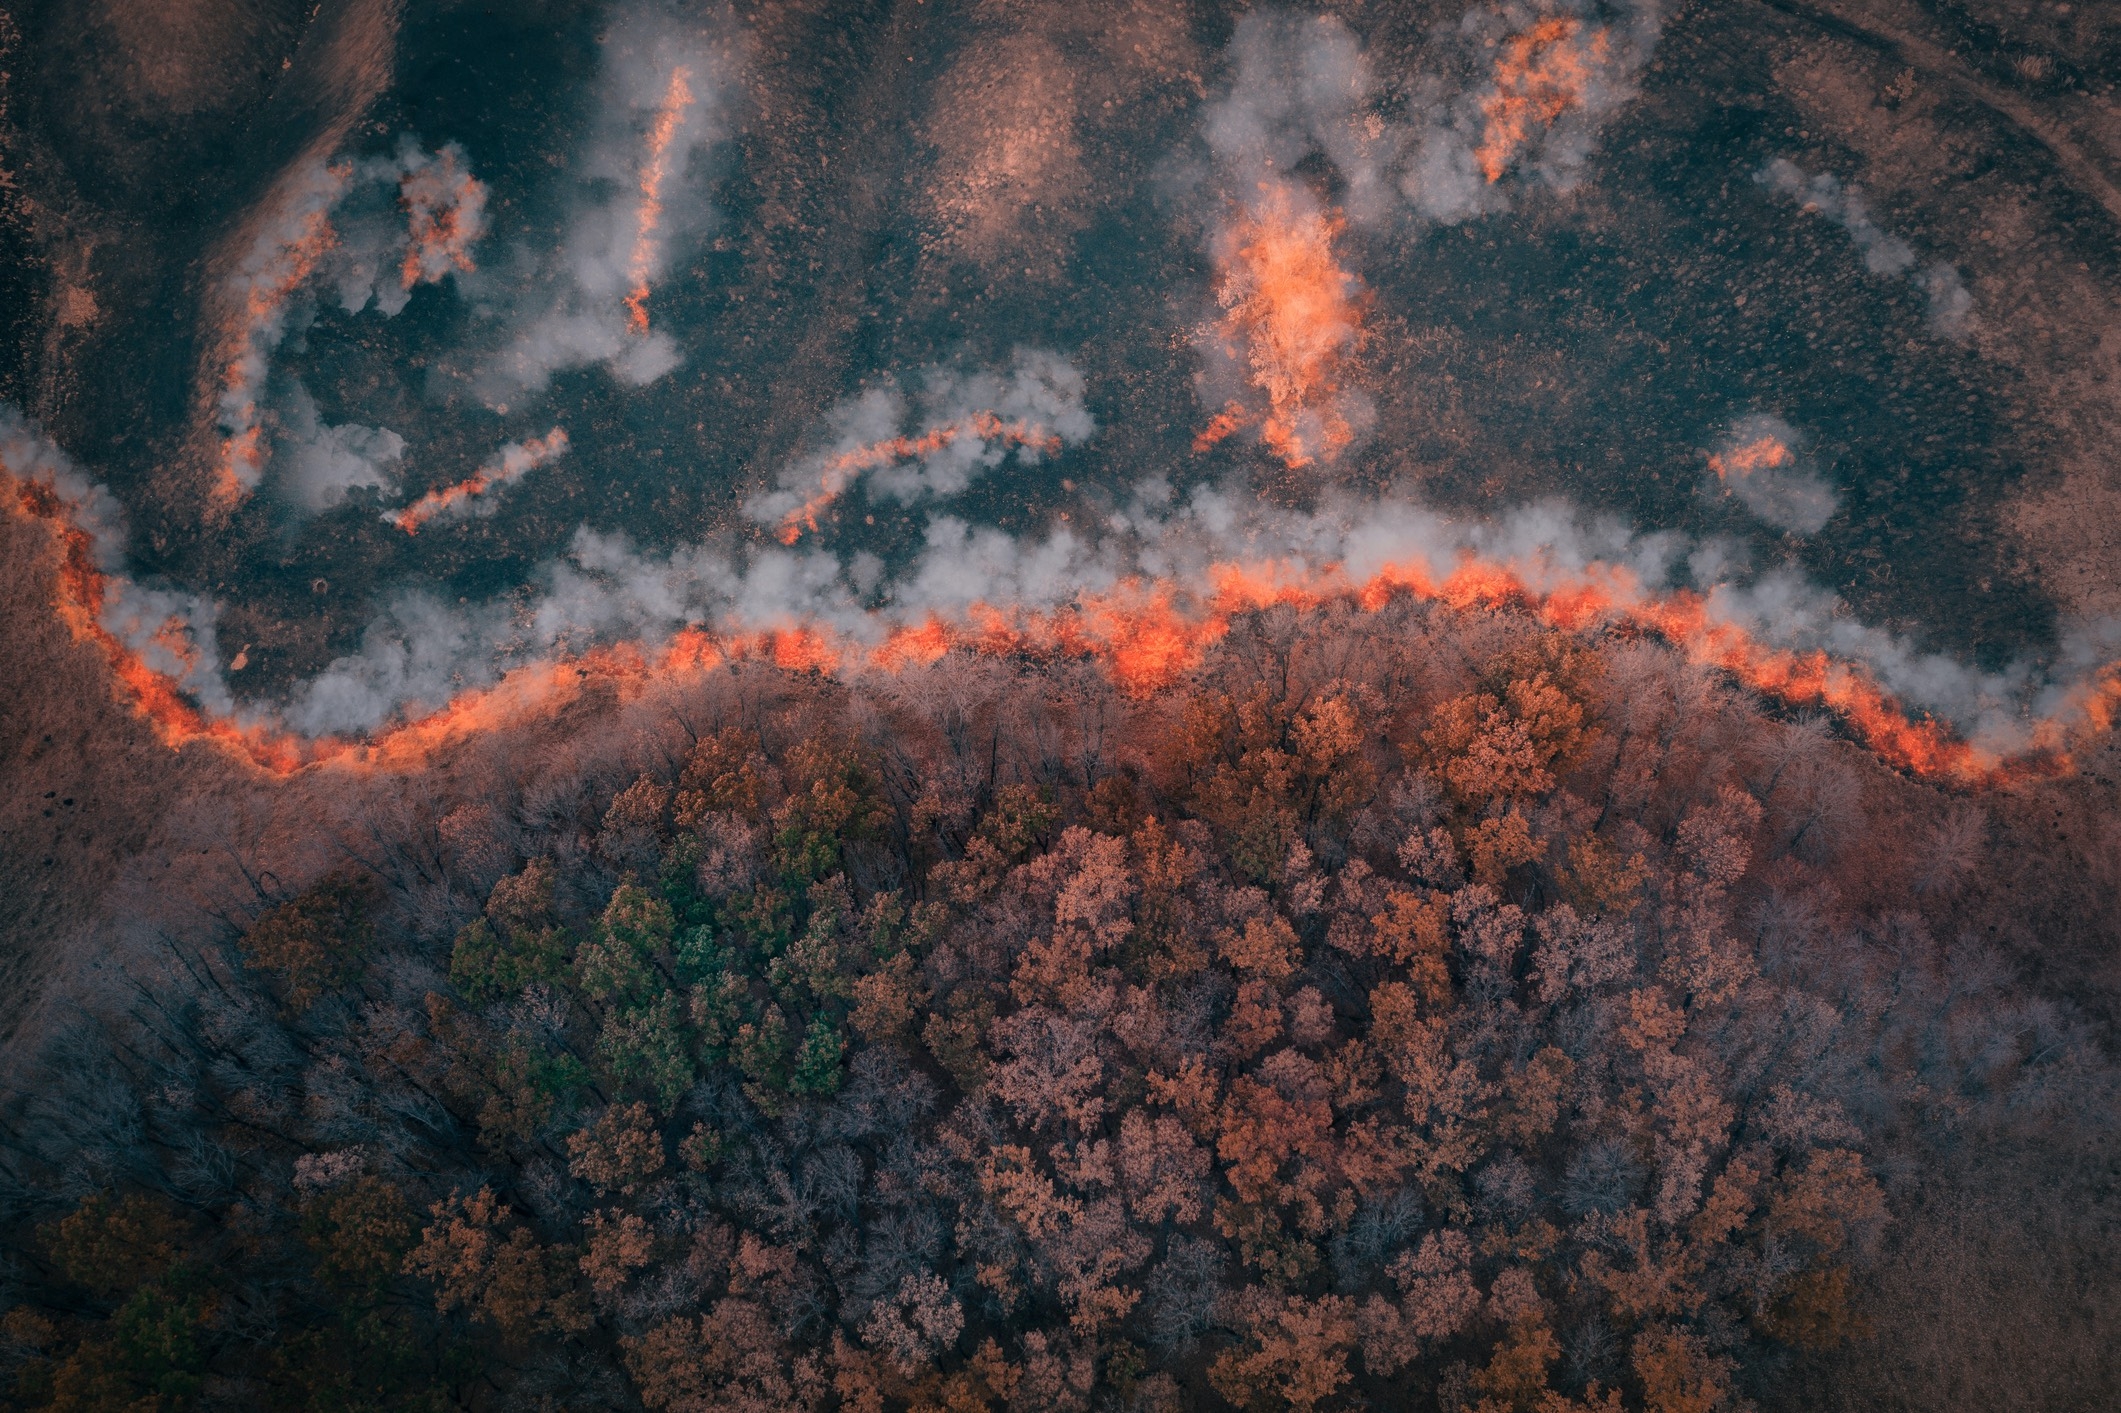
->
<box><xmin>1192</xmin><ymin>402</ymin><xmax>1249</xmax><ymax>454</ymax></box>
<box><xmin>388</xmin><ymin>428</ymin><xmax>569</xmax><ymax>534</ymax></box>
<box><xmin>212</xmin><ymin>163</ymin><xmax>352</xmax><ymax>507</ymax></box>
<box><xmin>11</xmin><ymin>454</ymin><xmax>2119</xmax><ymax>783</ymax></box>
<box><xmin>6</xmin><ymin>467</ymin><xmax>307</xmax><ymax>773</ymax></box>
<box><xmin>1708</xmin><ymin>435</ymin><xmax>1793</xmax><ymax>482</ymax></box>
<box><xmin>774</xmin><ymin>413</ymin><xmax>1063</xmax><ymax>545</ymax></box>
<box><xmin>624</xmin><ymin>66</ymin><xmax>696</xmax><ymax>337</ymax></box>
<box><xmin>1475</xmin><ymin>18</ymin><xmax>1610</xmax><ymax>184</ymax></box>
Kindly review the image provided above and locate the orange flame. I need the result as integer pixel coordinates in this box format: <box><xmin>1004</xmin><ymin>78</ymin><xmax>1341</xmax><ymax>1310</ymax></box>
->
<box><xmin>623</xmin><ymin>66</ymin><xmax>696</xmax><ymax>337</ymax></box>
<box><xmin>8</xmin><ymin>452</ymin><xmax>2110</xmax><ymax>785</ymax></box>
<box><xmin>1475</xmin><ymin>18</ymin><xmax>1611</xmax><ymax>184</ymax></box>
<box><xmin>390</xmin><ymin>428</ymin><xmax>570</xmax><ymax>534</ymax></box>
<box><xmin>7</xmin><ymin>470</ymin><xmax>315</xmax><ymax>772</ymax></box>
<box><xmin>1204</xmin><ymin>183</ymin><xmax>1363</xmax><ymax>470</ymax></box>
<box><xmin>1192</xmin><ymin>402</ymin><xmax>1249</xmax><ymax>454</ymax></box>
<box><xmin>399</xmin><ymin>149</ymin><xmax>488</xmax><ymax>290</ymax></box>
<box><xmin>1707</xmin><ymin>436</ymin><xmax>1793</xmax><ymax>482</ymax></box>
<box><xmin>211</xmin><ymin>167</ymin><xmax>350</xmax><ymax>506</ymax></box>
<box><xmin>773</xmin><ymin>413</ymin><xmax>1063</xmax><ymax>545</ymax></box>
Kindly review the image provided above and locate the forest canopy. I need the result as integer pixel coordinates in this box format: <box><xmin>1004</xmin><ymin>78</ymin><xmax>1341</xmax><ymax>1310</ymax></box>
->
<box><xmin>2</xmin><ymin>599</ymin><xmax>2115</xmax><ymax>1412</ymax></box>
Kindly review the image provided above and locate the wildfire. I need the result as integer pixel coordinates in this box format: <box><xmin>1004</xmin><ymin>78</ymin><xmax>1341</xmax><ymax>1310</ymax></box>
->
<box><xmin>1708</xmin><ymin>436</ymin><xmax>1793</xmax><ymax>482</ymax></box>
<box><xmin>774</xmin><ymin>413</ymin><xmax>1063</xmax><ymax>545</ymax></box>
<box><xmin>212</xmin><ymin>163</ymin><xmax>352</xmax><ymax>507</ymax></box>
<box><xmin>399</xmin><ymin>147</ymin><xmax>488</xmax><ymax>290</ymax></box>
<box><xmin>389</xmin><ymin>428</ymin><xmax>570</xmax><ymax>534</ymax></box>
<box><xmin>1203</xmin><ymin>182</ymin><xmax>1364</xmax><ymax>470</ymax></box>
<box><xmin>1475</xmin><ymin>18</ymin><xmax>1611</xmax><ymax>184</ymax></box>
<box><xmin>11</xmin><ymin>445</ymin><xmax>2114</xmax><ymax>786</ymax></box>
<box><xmin>6</xmin><ymin>466</ymin><xmax>312</xmax><ymax>772</ymax></box>
<box><xmin>623</xmin><ymin>65</ymin><xmax>697</xmax><ymax>337</ymax></box>
<box><xmin>1192</xmin><ymin>402</ymin><xmax>1249</xmax><ymax>454</ymax></box>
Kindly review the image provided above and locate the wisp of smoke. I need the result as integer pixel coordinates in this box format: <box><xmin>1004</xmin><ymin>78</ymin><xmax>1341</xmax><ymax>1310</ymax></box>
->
<box><xmin>1704</xmin><ymin>413</ymin><xmax>1837</xmax><ymax>535</ymax></box>
<box><xmin>387</xmin><ymin>428</ymin><xmax>571</xmax><ymax>534</ymax></box>
<box><xmin>474</xmin><ymin>5</ymin><xmax>744</xmax><ymax>404</ymax></box>
<box><xmin>276</xmin><ymin>384</ymin><xmax>408</xmax><ymax>514</ymax></box>
<box><xmin>1756</xmin><ymin>157</ymin><xmax>1975</xmax><ymax>339</ymax></box>
<box><xmin>745</xmin><ymin>350</ymin><xmax>1094</xmax><ymax>544</ymax></box>
<box><xmin>209</xmin><ymin>140</ymin><xmax>488</xmax><ymax>510</ymax></box>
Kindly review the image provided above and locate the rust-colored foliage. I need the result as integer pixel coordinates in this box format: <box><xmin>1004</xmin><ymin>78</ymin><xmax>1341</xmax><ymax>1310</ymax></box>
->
<box><xmin>238</xmin><ymin>868</ymin><xmax>383</xmax><ymax>1012</ymax></box>
<box><xmin>4</xmin><ymin>607</ymin><xmax>2086</xmax><ymax>1410</ymax></box>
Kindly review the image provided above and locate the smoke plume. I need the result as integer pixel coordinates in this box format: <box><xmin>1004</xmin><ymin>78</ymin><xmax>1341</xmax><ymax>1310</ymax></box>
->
<box><xmin>1704</xmin><ymin>414</ymin><xmax>1837</xmax><ymax>535</ymax></box>
<box><xmin>744</xmin><ymin>350</ymin><xmax>1094</xmax><ymax>544</ymax></box>
<box><xmin>472</xmin><ymin>5</ymin><xmax>744</xmax><ymax>404</ymax></box>
<box><xmin>1756</xmin><ymin>158</ymin><xmax>1975</xmax><ymax>339</ymax></box>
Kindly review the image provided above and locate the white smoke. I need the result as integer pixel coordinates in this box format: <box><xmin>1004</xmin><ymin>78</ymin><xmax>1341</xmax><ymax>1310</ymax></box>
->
<box><xmin>1198</xmin><ymin>2</ymin><xmax>1666</xmax><ymax>229</ymax></box>
<box><xmin>280</xmin><ymin>592</ymin><xmax>519</xmax><ymax>737</ymax></box>
<box><xmin>470</xmin><ymin>5</ymin><xmax>745</xmax><ymax>404</ymax></box>
<box><xmin>322</xmin><ymin>137</ymin><xmax>489</xmax><ymax>318</ymax></box>
<box><xmin>15</xmin><ymin>381</ymin><xmax>2118</xmax><ymax>759</ymax></box>
<box><xmin>1756</xmin><ymin>158</ymin><xmax>1975</xmax><ymax>339</ymax></box>
<box><xmin>745</xmin><ymin>350</ymin><xmax>1095</xmax><ymax>535</ymax></box>
<box><xmin>277</xmin><ymin>527</ymin><xmax>863</xmax><ymax>737</ymax></box>
<box><xmin>214</xmin><ymin>139</ymin><xmax>486</xmax><ymax>507</ymax></box>
<box><xmin>0</xmin><ymin>407</ymin><xmax>232</xmax><ymax>714</ymax></box>
<box><xmin>1703</xmin><ymin>413</ymin><xmax>1838</xmax><ymax>536</ymax></box>
<box><xmin>274</xmin><ymin>384</ymin><xmax>407</xmax><ymax>513</ymax></box>
<box><xmin>278</xmin><ymin>470</ymin><xmax>2082</xmax><ymax>751</ymax></box>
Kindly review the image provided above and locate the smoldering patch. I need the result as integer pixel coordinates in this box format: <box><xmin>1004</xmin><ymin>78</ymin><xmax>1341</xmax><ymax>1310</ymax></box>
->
<box><xmin>1194</xmin><ymin>180</ymin><xmax>1373</xmax><ymax>474</ymax></box>
<box><xmin>1703</xmin><ymin>414</ymin><xmax>1837</xmax><ymax>536</ymax></box>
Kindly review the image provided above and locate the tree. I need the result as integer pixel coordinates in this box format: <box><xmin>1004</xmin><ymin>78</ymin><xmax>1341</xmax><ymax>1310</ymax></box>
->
<box><xmin>240</xmin><ymin>869</ymin><xmax>383</xmax><ymax>1013</ymax></box>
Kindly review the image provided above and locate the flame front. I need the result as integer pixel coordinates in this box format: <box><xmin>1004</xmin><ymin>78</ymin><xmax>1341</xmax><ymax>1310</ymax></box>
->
<box><xmin>211</xmin><ymin>165</ymin><xmax>351</xmax><ymax>507</ymax></box>
<box><xmin>1475</xmin><ymin>18</ymin><xmax>1611</xmax><ymax>184</ymax></box>
<box><xmin>1708</xmin><ymin>435</ymin><xmax>1794</xmax><ymax>482</ymax></box>
<box><xmin>14</xmin><ymin>442</ymin><xmax>2115</xmax><ymax>784</ymax></box>
<box><xmin>1204</xmin><ymin>183</ymin><xmax>1364</xmax><ymax>470</ymax></box>
<box><xmin>623</xmin><ymin>65</ymin><xmax>697</xmax><ymax>337</ymax></box>
<box><xmin>390</xmin><ymin>428</ymin><xmax>570</xmax><ymax>534</ymax></box>
<box><xmin>775</xmin><ymin>413</ymin><xmax>1063</xmax><ymax>545</ymax></box>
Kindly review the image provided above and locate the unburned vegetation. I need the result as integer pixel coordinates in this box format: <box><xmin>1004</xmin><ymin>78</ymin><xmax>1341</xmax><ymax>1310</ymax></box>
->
<box><xmin>1</xmin><ymin>598</ymin><xmax>2116</xmax><ymax>1411</ymax></box>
